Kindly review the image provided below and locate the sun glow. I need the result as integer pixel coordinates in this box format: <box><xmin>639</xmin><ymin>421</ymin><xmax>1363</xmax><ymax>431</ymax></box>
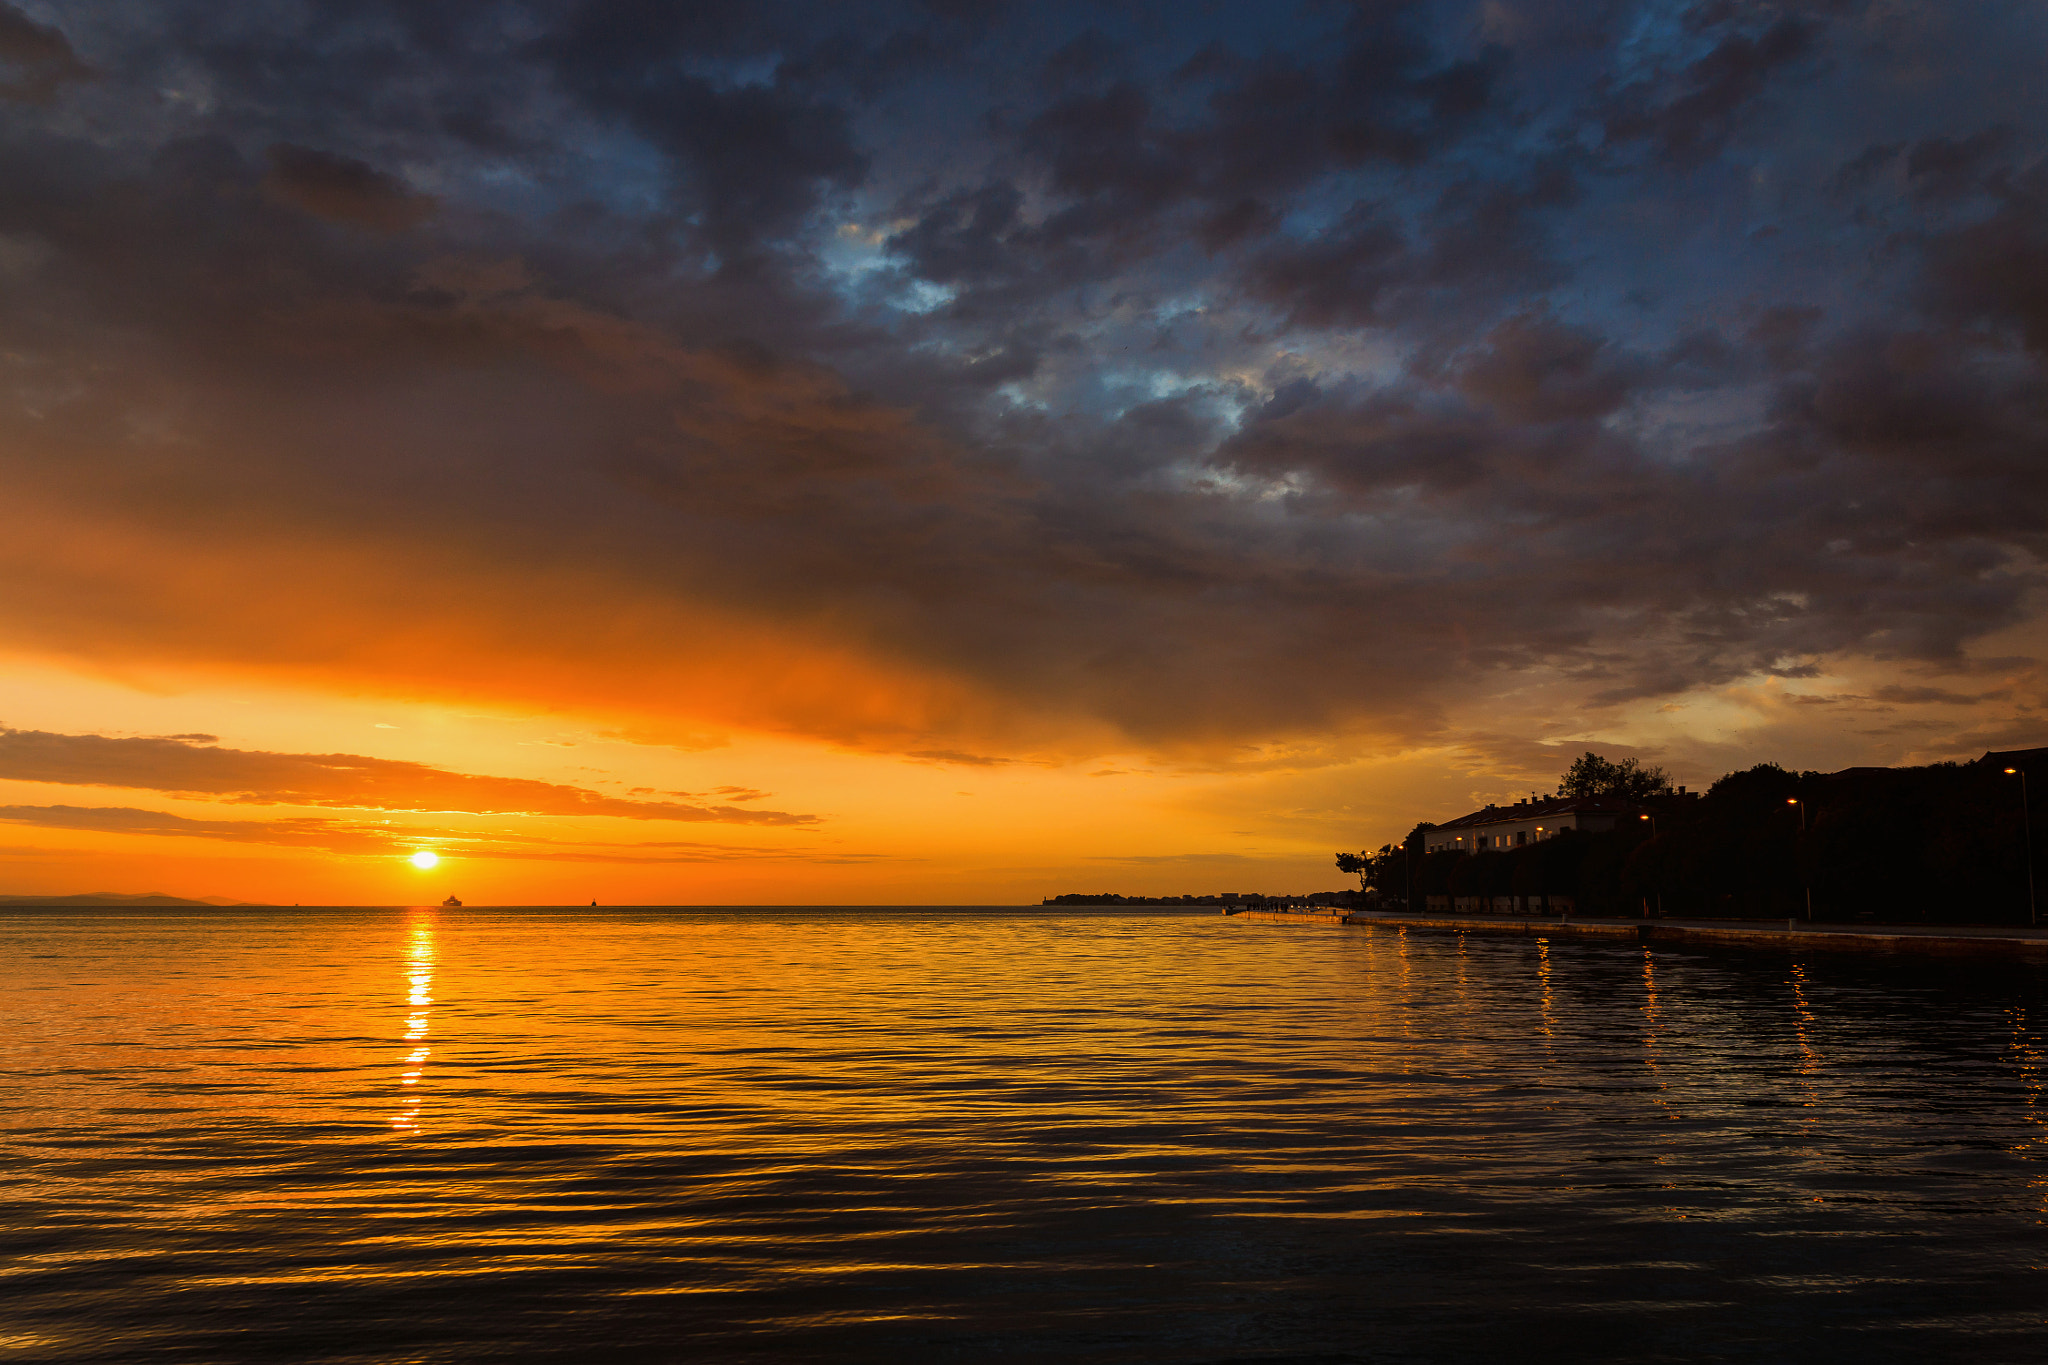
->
<box><xmin>410</xmin><ymin>850</ymin><xmax>439</xmax><ymax>870</ymax></box>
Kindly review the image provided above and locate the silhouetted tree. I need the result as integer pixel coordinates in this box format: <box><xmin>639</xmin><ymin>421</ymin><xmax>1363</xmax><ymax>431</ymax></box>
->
<box><xmin>1338</xmin><ymin>844</ymin><xmax>1415</xmax><ymax>899</ymax></box>
<box><xmin>1334</xmin><ymin>851</ymin><xmax>1368</xmax><ymax>889</ymax></box>
<box><xmin>1557</xmin><ymin>750</ymin><xmax>1673</xmax><ymax>800</ymax></box>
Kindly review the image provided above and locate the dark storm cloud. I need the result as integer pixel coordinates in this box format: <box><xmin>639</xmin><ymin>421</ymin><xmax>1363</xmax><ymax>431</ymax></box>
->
<box><xmin>263</xmin><ymin>144</ymin><xmax>438</xmax><ymax>232</ymax></box>
<box><xmin>888</xmin><ymin>182</ymin><xmax>1025</xmax><ymax>284</ymax></box>
<box><xmin>1924</xmin><ymin>163</ymin><xmax>2048</xmax><ymax>351</ymax></box>
<box><xmin>0</xmin><ymin>2</ymin><xmax>90</xmax><ymax>102</ymax></box>
<box><xmin>1069</xmin><ymin>6</ymin><xmax>1501</xmax><ymax>201</ymax></box>
<box><xmin>1</xmin><ymin>1</ymin><xmax>2045</xmax><ymax>763</ymax></box>
<box><xmin>1220</xmin><ymin>294</ymin><xmax>2048</xmax><ymax>701</ymax></box>
<box><xmin>1247</xmin><ymin>205</ymin><xmax>1408</xmax><ymax>329</ymax></box>
<box><xmin>0</xmin><ymin>731</ymin><xmax>817</xmax><ymax>825</ymax></box>
<box><xmin>1599</xmin><ymin>13</ymin><xmax>1818</xmax><ymax>167</ymax></box>
<box><xmin>1904</xmin><ymin>128</ymin><xmax>2016</xmax><ymax>202</ymax></box>
<box><xmin>1452</xmin><ymin>313</ymin><xmax>1639</xmax><ymax>421</ymax></box>
<box><xmin>1245</xmin><ymin>160</ymin><xmax>1574</xmax><ymax>333</ymax></box>
<box><xmin>964</xmin><ymin>10</ymin><xmax>1504</xmax><ymax>263</ymax></box>
<box><xmin>882</xmin><ymin>3</ymin><xmax>1516</xmax><ymax>313</ymax></box>
<box><xmin>569</xmin><ymin>71</ymin><xmax>864</xmax><ymax>258</ymax></box>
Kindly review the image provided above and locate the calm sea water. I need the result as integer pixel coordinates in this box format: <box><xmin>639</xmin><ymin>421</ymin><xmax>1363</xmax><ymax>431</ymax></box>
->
<box><xmin>3</xmin><ymin>907</ymin><xmax>2046</xmax><ymax>1364</ymax></box>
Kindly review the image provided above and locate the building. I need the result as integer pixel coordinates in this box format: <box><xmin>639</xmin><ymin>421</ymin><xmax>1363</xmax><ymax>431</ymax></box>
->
<box><xmin>1421</xmin><ymin>795</ymin><xmax>1645</xmax><ymax>853</ymax></box>
<box><xmin>1979</xmin><ymin>747</ymin><xmax>2048</xmax><ymax>773</ymax></box>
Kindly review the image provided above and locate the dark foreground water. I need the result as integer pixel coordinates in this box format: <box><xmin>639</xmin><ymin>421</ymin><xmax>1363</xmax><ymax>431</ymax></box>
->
<box><xmin>3</xmin><ymin>908</ymin><xmax>2046</xmax><ymax>1364</ymax></box>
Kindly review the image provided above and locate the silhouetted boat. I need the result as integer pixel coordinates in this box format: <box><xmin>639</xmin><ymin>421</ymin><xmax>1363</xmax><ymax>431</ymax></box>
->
<box><xmin>441</xmin><ymin>895</ymin><xmax>462</xmax><ymax>907</ymax></box>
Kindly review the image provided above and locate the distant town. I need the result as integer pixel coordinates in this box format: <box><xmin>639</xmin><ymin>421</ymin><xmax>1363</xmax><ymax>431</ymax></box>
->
<box><xmin>1049</xmin><ymin>746</ymin><xmax>2046</xmax><ymax>926</ymax></box>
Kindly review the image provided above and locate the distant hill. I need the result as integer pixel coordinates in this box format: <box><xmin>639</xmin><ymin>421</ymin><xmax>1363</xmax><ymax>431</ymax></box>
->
<box><xmin>0</xmin><ymin>891</ymin><xmax>261</xmax><ymax>907</ymax></box>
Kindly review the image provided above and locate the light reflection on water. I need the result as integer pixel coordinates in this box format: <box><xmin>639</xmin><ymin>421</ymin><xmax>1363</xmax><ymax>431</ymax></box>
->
<box><xmin>3</xmin><ymin>906</ymin><xmax>2048</xmax><ymax>1364</ymax></box>
<box><xmin>393</xmin><ymin>911</ymin><xmax>435</xmax><ymax>1135</ymax></box>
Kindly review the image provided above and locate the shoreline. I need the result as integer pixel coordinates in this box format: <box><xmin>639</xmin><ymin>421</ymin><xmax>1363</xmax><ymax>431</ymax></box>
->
<box><xmin>1224</xmin><ymin>906</ymin><xmax>2048</xmax><ymax>957</ymax></box>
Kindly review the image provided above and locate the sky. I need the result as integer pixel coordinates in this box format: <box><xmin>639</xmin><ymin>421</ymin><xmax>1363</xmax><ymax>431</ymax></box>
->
<box><xmin>1</xmin><ymin>0</ymin><xmax>2045</xmax><ymax>904</ymax></box>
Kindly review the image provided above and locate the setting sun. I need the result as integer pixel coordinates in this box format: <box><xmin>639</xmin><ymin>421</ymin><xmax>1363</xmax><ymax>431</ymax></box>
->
<box><xmin>409</xmin><ymin>850</ymin><xmax>439</xmax><ymax>870</ymax></box>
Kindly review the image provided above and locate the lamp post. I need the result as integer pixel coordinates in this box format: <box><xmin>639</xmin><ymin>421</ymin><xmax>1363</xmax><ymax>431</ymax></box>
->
<box><xmin>1637</xmin><ymin>813</ymin><xmax>1662</xmax><ymax>918</ymax></box>
<box><xmin>1786</xmin><ymin>798</ymin><xmax>1812</xmax><ymax>922</ymax></box>
<box><xmin>2004</xmin><ymin>768</ymin><xmax>2037</xmax><ymax>928</ymax></box>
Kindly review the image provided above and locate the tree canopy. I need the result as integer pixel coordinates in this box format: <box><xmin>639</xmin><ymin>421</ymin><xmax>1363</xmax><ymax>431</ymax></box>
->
<box><xmin>1334</xmin><ymin>851</ymin><xmax>1368</xmax><ymax>889</ymax></box>
<box><xmin>1556</xmin><ymin>750</ymin><xmax>1671</xmax><ymax>800</ymax></box>
<box><xmin>1334</xmin><ymin>845</ymin><xmax>1407</xmax><ymax>894</ymax></box>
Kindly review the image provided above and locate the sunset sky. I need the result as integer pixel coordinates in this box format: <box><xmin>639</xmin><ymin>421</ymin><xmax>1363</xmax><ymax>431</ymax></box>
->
<box><xmin>2</xmin><ymin>0</ymin><xmax>2045</xmax><ymax>904</ymax></box>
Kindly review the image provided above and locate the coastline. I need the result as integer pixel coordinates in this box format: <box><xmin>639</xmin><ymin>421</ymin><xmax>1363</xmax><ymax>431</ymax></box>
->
<box><xmin>1224</xmin><ymin>906</ymin><xmax>2048</xmax><ymax>957</ymax></box>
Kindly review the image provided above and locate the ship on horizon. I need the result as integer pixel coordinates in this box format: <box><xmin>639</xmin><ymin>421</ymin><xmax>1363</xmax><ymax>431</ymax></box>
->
<box><xmin>441</xmin><ymin>895</ymin><xmax>461</xmax><ymax>907</ymax></box>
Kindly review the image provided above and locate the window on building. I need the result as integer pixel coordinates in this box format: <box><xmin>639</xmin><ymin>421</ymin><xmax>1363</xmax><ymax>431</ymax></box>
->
<box><xmin>1516</xmin><ymin>831</ymin><xmax>1527</xmax><ymax>846</ymax></box>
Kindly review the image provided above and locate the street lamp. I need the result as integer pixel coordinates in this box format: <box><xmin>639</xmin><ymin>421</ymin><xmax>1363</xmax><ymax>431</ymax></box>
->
<box><xmin>1384</xmin><ymin>840</ymin><xmax>1412</xmax><ymax>911</ymax></box>
<box><xmin>2004</xmin><ymin>768</ymin><xmax>2037</xmax><ymax>928</ymax></box>
<box><xmin>1786</xmin><ymin>798</ymin><xmax>1812</xmax><ymax>922</ymax></box>
<box><xmin>1637</xmin><ymin>813</ymin><xmax>1662</xmax><ymax>918</ymax></box>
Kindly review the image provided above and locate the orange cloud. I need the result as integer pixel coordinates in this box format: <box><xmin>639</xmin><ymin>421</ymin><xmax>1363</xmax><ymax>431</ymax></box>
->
<box><xmin>0</xmin><ymin>728</ymin><xmax>816</xmax><ymax>824</ymax></box>
<box><xmin>0</xmin><ymin>803</ymin><xmax>877</xmax><ymax>863</ymax></box>
<box><xmin>0</xmin><ymin>803</ymin><xmax>407</xmax><ymax>853</ymax></box>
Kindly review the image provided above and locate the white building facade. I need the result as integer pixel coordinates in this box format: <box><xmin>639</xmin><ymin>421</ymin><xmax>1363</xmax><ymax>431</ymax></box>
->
<box><xmin>1421</xmin><ymin>796</ymin><xmax>1642</xmax><ymax>852</ymax></box>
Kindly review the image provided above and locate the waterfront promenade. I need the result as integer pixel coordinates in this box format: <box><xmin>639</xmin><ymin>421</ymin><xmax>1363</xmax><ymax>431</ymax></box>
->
<box><xmin>1224</xmin><ymin>905</ymin><xmax>2048</xmax><ymax>957</ymax></box>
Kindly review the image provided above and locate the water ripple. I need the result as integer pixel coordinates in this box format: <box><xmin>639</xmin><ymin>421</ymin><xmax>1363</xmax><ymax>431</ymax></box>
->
<box><xmin>3</xmin><ymin>908</ymin><xmax>2046</xmax><ymax>1363</ymax></box>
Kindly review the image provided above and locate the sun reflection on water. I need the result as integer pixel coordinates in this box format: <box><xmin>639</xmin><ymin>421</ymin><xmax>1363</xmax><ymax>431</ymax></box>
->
<box><xmin>392</xmin><ymin>910</ymin><xmax>436</xmax><ymax>1135</ymax></box>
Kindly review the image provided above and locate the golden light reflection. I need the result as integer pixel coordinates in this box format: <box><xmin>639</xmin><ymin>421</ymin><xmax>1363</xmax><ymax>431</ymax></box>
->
<box><xmin>2007</xmin><ymin>1005</ymin><xmax>2044</xmax><ymax>1212</ymax></box>
<box><xmin>392</xmin><ymin>910</ymin><xmax>436</xmax><ymax>1135</ymax></box>
<box><xmin>1395</xmin><ymin>926</ymin><xmax>1415</xmax><ymax>1044</ymax></box>
<box><xmin>1641</xmin><ymin>947</ymin><xmax>1671</xmax><ymax>1122</ymax></box>
<box><xmin>1789</xmin><ymin>962</ymin><xmax>1821</xmax><ymax>1115</ymax></box>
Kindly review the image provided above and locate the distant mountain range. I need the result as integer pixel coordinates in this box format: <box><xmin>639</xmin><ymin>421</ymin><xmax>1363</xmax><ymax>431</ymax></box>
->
<box><xmin>0</xmin><ymin>891</ymin><xmax>261</xmax><ymax>907</ymax></box>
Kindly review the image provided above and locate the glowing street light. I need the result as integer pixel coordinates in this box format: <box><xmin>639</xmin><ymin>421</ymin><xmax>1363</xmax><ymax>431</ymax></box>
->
<box><xmin>2004</xmin><ymin>768</ymin><xmax>2036</xmax><ymax>928</ymax></box>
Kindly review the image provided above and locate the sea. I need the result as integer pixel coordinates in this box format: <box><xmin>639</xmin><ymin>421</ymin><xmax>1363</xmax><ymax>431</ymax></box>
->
<box><xmin>3</xmin><ymin>906</ymin><xmax>2046</xmax><ymax>1364</ymax></box>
